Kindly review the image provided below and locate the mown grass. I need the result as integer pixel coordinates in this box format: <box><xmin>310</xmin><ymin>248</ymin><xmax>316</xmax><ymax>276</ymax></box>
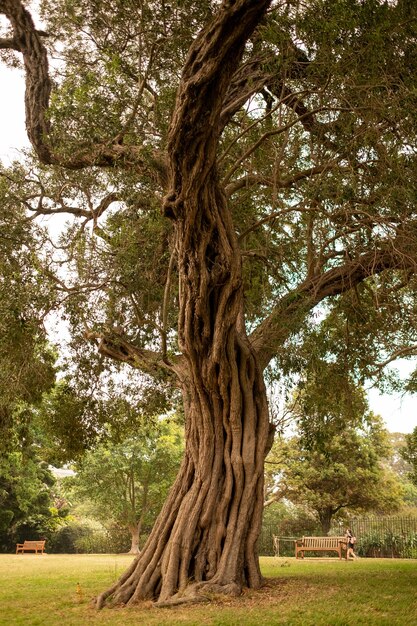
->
<box><xmin>0</xmin><ymin>554</ymin><xmax>416</xmax><ymax>625</ymax></box>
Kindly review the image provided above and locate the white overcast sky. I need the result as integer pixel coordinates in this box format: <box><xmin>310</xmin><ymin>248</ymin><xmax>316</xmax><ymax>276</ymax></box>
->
<box><xmin>0</xmin><ymin>63</ymin><xmax>416</xmax><ymax>434</ymax></box>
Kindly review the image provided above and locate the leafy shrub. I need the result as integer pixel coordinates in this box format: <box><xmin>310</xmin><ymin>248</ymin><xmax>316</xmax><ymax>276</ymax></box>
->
<box><xmin>48</xmin><ymin>521</ymin><xmax>94</xmax><ymax>553</ymax></box>
<box><xmin>75</xmin><ymin>524</ymin><xmax>130</xmax><ymax>554</ymax></box>
<box><xmin>74</xmin><ymin>531</ymin><xmax>108</xmax><ymax>553</ymax></box>
<box><xmin>357</xmin><ymin>530</ymin><xmax>417</xmax><ymax>558</ymax></box>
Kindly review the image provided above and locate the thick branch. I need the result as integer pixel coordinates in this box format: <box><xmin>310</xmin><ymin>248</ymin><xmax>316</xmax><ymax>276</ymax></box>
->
<box><xmin>251</xmin><ymin>240</ymin><xmax>417</xmax><ymax>370</ymax></box>
<box><xmin>0</xmin><ymin>0</ymin><xmax>168</xmax><ymax>181</ymax></box>
<box><xmin>220</xmin><ymin>57</ymin><xmax>272</xmax><ymax>128</ymax></box>
<box><xmin>0</xmin><ymin>0</ymin><xmax>52</xmax><ymax>162</ymax></box>
<box><xmin>164</xmin><ymin>0</ymin><xmax>272</xmax><ymax>218</ymax></box>
<box><xmin>0</xmin><ymin>36</ymin><xmax>19</xmax><ymax>49</ymax></box>
<box><xmin>85</xmin><ymin>330</ymin><xmax>180</xmax><ymax>380</ymax></box>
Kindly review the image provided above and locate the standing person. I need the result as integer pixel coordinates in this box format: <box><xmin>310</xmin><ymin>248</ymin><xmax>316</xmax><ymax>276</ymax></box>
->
<box><xmin>346</xmin><ymin>528</ymin><xmax>357</xmax><ymax>559</ymax></box>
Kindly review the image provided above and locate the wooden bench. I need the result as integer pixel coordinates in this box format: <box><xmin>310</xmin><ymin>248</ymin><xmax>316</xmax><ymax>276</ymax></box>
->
<box><xmin>294</xmin><ymin>536</ymin><xmax>347</xmax><ymax>560</ymax></box>
<box><xmin>16</xmin><ymin>540</ymin><xmax>46</xmax><ymax>555</ymax></box>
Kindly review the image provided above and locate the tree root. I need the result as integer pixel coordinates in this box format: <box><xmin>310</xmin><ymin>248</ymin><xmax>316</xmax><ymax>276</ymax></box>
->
<box><xmin>154</xmin><ymin>596</ymin><xmax>208</xmax><ymax>608</ymax></box>
<box><xmin>153</xmin><ymin>581</ymin><xmax>242</xmax><ymax>608</ymax></box>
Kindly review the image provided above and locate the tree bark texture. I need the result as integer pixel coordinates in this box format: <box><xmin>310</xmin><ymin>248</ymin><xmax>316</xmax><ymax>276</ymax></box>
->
<box><xmin>128</xmin><ymin>524</ymin><xmax>140</xmax><ymax>555</ymax></box>
<box><xmin>97</xmin><ymin>331</ymin><xmax>271</xmax><ymax>606</ymax></box>
<box><xmin>96</xmin><ymin>172</ymin><xmax>273</xmax><ymax>604</ymax></box>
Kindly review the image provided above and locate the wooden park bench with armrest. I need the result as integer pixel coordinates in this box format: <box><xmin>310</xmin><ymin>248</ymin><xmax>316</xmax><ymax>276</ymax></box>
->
<box><xmin>294</xmin><ymin>536</ymin><xmax>347</xmax><ymax>560</ymax></box>
<box><xmin>16</xmin><ymin>540</ymin><xmax>46</xmax><ymax>555</ymax></box>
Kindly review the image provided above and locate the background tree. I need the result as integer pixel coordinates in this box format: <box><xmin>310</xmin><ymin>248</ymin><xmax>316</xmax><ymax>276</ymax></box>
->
<box><xmin>265</xmin><ymin>370</ymin><xmax>405</xmax><ymax>533</ymax></box>
<box><xmin>0</xmin><ymin>172</ymin><xmax>55</xmax><ymax>448</ymax></box>
<box><xmin>387</xmin><ymin>433</ymin><xmax>413</xmax><ymax>478</ymax></box>
<box><xmin>66</xmin><ymin>419</ymin><xmax>184</xmax><ymax>554</ymax></box>
<box><xmin>384</xmin><ymin>432</ymin><xmax>417</xmax><ymax>511</ymax></box>
<box><xmin>273</xmin><ymin>423</ymin><xmax>403</xmax><ymax>534</ymax></box>
<box><xmin>1</xmin><ymin>0</ymin><xmax>417</xmax><ymax>608</ymax></box>
<box><xmin>401</xmin><ymin>427</ymin><xmax>417</xmax><ymax>487</ymax></box>
<box><xmin>0</xmin><ymin>442</ymin><xmax>56</xmax><ymax>552</ymax></box>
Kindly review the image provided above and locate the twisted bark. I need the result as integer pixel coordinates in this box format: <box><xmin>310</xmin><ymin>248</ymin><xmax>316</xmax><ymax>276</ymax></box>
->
<box><xmin>96</xmin><ymin>0</ymin><xmax>274</xmax><ymax>607</ymax></box>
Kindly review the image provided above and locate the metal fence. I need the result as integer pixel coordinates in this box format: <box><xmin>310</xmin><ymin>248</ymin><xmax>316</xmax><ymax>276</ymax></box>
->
<box><xmin>342</xmin><ymin>516</ymin><xmax>417</xmax><ymax>558</ymax></box>
<box><xmin>260</xmin><ymin>516</ymin><xmax>417</xmax><ymax>558</ymax></box>
<box><xmin>259</xmin><ymin>526</ymin><xmax>298</xmax><ymax>557</ymax></box>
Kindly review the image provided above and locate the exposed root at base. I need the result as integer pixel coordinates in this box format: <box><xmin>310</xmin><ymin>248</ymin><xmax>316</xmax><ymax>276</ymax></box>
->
<box><xmin>153</xmin><ymin>581</ymin><xmax>242</xmax><ymax>608</ymax></box>
<box><xmin>154</xmin><ymin>595</ymin><xmax>208</xmax><ymax>608</ymax></box>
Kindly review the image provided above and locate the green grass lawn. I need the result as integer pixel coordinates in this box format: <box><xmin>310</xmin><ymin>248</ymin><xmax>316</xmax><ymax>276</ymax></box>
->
<box><xmin>0</xmin><ymin>554</ymin><xmax>416</xmax><ymax>625</ymax></box>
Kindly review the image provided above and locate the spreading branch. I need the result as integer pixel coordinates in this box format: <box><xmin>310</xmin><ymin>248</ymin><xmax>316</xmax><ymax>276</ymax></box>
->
<box><xmin>251</xmin><ymin>238</ymin><xmax>417</xmax><ymax>370</ymax></box>
<box><xmin>0</xmin><ymin>0</ymin><xmax>167</xmax><ymax>181</ymax></box>
<box><xmin>226</xmin><ymin>162</ymin><xmax>340</xmax><ymax>199</ymax></box>
<box><xmin>372</xmin><ymin>345</ymin><xmax>417</xmax><ymax>374</ymax></box>
<box><xmin>85</xmin><ymin>330</ymin><xmax>180</xmax><ymax>379</ymax></box>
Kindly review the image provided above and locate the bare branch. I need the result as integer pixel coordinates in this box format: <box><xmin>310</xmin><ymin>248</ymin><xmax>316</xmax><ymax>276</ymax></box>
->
<box><xmin>372</xmin><ymin>345</ymin><xmax>417</xmax><ymax>374</ymax></box>
<box><xmin>263</xmin><ymin>485</ymin><xmax>289</xmax><ymax>509</ymax></box>
<box><xmin>225</xmin><ymin>173</ymin><xmax>273</xmax><ymax>197</ymax></box>
<box><xmin>226</xmin><ymin>162</ymin><xmax>340</xmax><ymax>198</ymax></box>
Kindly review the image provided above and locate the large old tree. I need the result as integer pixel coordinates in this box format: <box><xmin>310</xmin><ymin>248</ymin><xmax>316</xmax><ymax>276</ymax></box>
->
<box><xmin>1</xmin><ymin>0</ymin><xmax>417</xmax><ymax>608</ymax></box>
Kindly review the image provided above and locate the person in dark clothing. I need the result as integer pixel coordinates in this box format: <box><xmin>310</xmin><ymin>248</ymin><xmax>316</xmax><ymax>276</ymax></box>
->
<box><xmin>346</xmin><ymin>528</ymin><xmax>357</xmax><ymax>559</ymax></box>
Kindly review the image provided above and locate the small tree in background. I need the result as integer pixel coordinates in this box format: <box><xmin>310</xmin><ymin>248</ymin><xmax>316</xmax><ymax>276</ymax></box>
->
<box><xmin>278</xmin><ymin>425</ymin><xmax>404</xmax><ymax>534</ymax></box>
<box><xmin>265</xmin><ymin>368</ymin><xmax>405</xmax><ymax>534</ymax></box>
<box><xmin>67</xmin><ymin>419</ymin><xmax>183</xmax><ymax>554</ymax></box>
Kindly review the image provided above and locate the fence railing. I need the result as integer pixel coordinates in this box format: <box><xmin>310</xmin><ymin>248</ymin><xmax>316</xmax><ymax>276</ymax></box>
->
<box><xmin>260</xmin><ymin>516</ymin><xmax>417</xmax><ymax>559</ymax></box>
<box><xmin>342</xmin><ymin>516</ymin><xmax>417</xmax><ymax>558</ymax></box>
<box><xmin>259</xmin><ymin>527</ymin><xmax>297</xmax><ymax>557</ymax></box>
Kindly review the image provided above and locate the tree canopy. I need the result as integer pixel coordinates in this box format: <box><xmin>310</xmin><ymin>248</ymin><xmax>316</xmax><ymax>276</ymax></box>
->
<box><xmin>0</xmin><ymin>178</ymin><xmax>56</xmax><ymax>447</ymax></box>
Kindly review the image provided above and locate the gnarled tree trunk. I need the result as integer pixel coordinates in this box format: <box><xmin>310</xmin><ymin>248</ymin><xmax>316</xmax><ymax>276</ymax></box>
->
<box><xmin>96</xmin><ymin>0</ymin><xmax>273</xmax><ymax>608</ymax></box>
<box><xmin>98</xmin><ymin>364</ymin><xmax>271</xmax><ymax>606</ymax></box>
<box><xmin>1</xmin><ymin>0</ymin><xmax>275</xmax><ymax>609</ymax></box>
<box><xmin>96</xmin><ymin>169</ymin><xmax>274</xmax><ymax>607</ymax></box>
